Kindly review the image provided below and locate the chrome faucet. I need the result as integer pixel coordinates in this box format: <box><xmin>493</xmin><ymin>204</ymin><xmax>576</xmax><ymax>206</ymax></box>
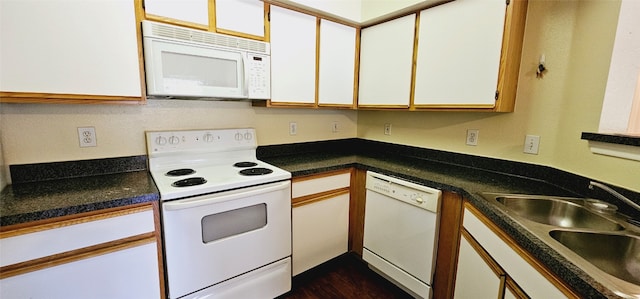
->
<box><xmin>589</xmin><ymin>181</ymin><xmax>640</xmax><ymax>212</ymax></box>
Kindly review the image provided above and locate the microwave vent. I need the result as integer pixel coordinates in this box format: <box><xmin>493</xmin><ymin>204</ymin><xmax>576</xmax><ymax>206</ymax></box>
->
<box><xmin>144</xmin><ymin>21</ymin><xmax>268</xmax><ymax>54</ymax></box>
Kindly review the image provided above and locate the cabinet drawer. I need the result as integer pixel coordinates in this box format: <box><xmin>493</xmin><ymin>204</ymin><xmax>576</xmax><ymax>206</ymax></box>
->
<box><xmin>0</xmin><ymin>206</ymin><xmax>155</xmax><ymax>267</ymax></box>
<box><xmin>292</xmin><ymin>171</ymin><xmax>351</xmax><ymax>198</ymax></box>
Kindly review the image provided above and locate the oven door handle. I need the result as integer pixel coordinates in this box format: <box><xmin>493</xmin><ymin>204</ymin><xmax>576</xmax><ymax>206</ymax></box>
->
<box><xmin>163</xmin><ymin>181</ymin><xmax>290</xmax><ymax>211</ymax></box>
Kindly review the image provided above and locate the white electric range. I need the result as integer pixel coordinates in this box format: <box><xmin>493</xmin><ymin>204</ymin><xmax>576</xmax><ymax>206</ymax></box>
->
<box><xmin>146</xmin><ymin>128</ymin><xmax>292</xmax><ymax>299</ymax></box>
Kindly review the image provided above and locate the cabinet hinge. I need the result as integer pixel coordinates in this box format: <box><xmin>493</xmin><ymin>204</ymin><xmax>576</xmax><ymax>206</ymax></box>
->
<box><xmin>268</xmin><ymin>11</ymin><xmax>270</xmax><ymax>22</ymax></box>
<box><xmin>495</xmin><ymin>91</ymin><xmax>499</xmax><ymax>101</ymax></box>
<box><xmin>506</xmin><ymin>0</ymin><xmax>510</xmax><ymax>5</ymax></box>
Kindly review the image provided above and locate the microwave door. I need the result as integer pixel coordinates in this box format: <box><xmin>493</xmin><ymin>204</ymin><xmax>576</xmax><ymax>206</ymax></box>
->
<box><xmin>145</xmin><ymin>39</ymin><xmax>246</xmax><ymax>99</ymax></box>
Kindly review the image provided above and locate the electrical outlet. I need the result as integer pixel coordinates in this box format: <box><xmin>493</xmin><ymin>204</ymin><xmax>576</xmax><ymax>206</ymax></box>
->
<box><xmin>466</xmin><ymin>129</ymin><xmax>479</xmax><ymax>146</ymax></box>
<box><xmin>289</xmin><ymin>122</ymin><xmax>297</xmax><ymax>136</ymax></box>
<box><xmin>524</xmin><ymin>135</ymin><xmax>540</xmax><ymax>154</ymax></box>
<box><xmin>332</xmin><ymin>121</ymin><xmax>339</xmax><ymax>133</ymax></box>
<box><xmin>78</xmin><ymin>127</ymin><xmax>97</xmax><ymax>147</ymax></box>
<box><xmin>384</xmin><ymin>123</ymin><xmax>392</xmax><ymax>135</ymax></box>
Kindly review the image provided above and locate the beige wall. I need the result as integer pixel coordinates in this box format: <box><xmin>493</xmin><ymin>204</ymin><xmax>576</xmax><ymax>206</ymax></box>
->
<box><xmin>359</xmin><ymin>0</ymin><xmax>639</xmax><ymax>192</ymax></box>
<box><xmin>0</xmin><ymin>101</ymin><xmax>357</xmax><ymax>183</ymax></box>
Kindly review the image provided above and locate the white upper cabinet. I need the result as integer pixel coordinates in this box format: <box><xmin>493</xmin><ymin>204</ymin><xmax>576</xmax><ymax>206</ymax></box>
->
<box><xmin>318</xmin><ymin>20</ymin><xmax>357</xmax><ymax>106</ymax></box>
<box><xmin>144</xmin><ymin>0</ymin><xmax>209</xmax><ymax>27</ymax></box>
<box><xmin>0</xmin><ymin>0</ymin><xmax>142</xmax><ymax>99</ymax></box>
<box><xmin>414</xmin><ymin>0</ymin><xmax>506</xmax><ymax>107</ymax></box>
<box><xmin>358</xmin><ymin>14</ymin><xmax>416</xmax><ymax>107</ymax></box>
<box><xmin>269</xmin><ymin>6</ymin><xmax>317</xmax><ymax>104</ymax></box>
<box><xmin>215</xmin><ymin>0</ymin><xmax>265</xmax><ymax>38</ymax></box>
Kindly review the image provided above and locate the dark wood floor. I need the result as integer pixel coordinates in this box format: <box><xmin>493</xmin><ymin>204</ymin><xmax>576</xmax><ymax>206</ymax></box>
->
<box><xmin>278</xmin><ymin>253</ymin><xmax>413</xmax><ymax>299</ymax></box>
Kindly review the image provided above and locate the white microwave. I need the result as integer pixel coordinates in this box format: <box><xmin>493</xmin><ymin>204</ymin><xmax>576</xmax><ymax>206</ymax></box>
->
<box><xmin>141</xmin><ymin>21</ymin><xmax>270</xmax><ymax>100</ymax></box>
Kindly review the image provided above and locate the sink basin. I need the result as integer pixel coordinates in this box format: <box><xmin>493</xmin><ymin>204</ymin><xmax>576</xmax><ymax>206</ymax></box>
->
<box><xmin>495</xmin><ymin>196</ymin><xmax>624</xmax><ymax>231</ymax></box>
<box><xmin>550</xmin><ymin>230</ymin><xmax>640</xmax><ymax>285</ymax></box>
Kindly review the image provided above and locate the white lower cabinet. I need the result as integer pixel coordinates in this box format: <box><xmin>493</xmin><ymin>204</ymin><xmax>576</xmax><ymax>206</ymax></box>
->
<box><xmin>0</xmin><ymin>204</ymin><xmax>163</xmax><ymax>299</ymax></box>
<box><xmin>454</xmin><ymin>232</ymin><xmax>504</xmax><ymax>299</ymax></box>
<box><xmin>457</xmin><ymin>203</ymin><xmax>571</xmax><ymax>299</ymax></box>
<box><xmin>291</xmin><ymin>170</ymin><xmax>351</xmax><ymax>275</ymax></box>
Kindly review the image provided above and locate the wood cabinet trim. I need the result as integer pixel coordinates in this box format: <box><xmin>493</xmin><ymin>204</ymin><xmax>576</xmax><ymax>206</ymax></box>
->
<box><xmin>494</xmin><ymin>0</ymin><xmax>528</xmax><ymax>112</ymax></box>
<box><xmin>505</xmin><ymin>275</ymin><xmax>530</xmax><ymax>299</ymax></box>
<box><xmin>349</xmin><ymin>169</ymin><xmax>367</xmax><ymax>255</ymax></box>
<box><xmin>463</xmin><ymin>201</ymin><xmax>580</xmax><ymax>298</ymax></box>
<box><xmin>134</xmin><ymin>0</ymin><xmax>148</xmax><ymax>103</ymax></box>
<box><xmin>292</xmin><ymin>188</ymin><xmax>350</xmax><ymax>207</ymax></box>
<box><xmin>432</xmin><ymin>191</ymin><xmax>464</xmax><ymax>299</ymax></box>
<box><xmin>0</xmin><ymin>232</ymin><xmax>156</xmax><ymax>279</ymax></box>
<box><xmin>409</xmin><ymin>12</ymin><xmax>420</xmax><ymax>108</ymax></box>
<box><xmin>0</xmin><ymin>203</ymin><xmax>153</xmax><ymax>237</ymax></box>
<box><xmin>0</xmin><ymin>92</ymin><xmax>143</xmax><ymax>105</ymax></box>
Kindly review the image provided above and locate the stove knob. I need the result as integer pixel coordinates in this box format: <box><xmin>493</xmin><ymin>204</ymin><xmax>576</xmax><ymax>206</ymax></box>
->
<box><xmin>244</xmin><ymin>132</ymin><xmax>253</xmax><ymax>141</ymax></box>
<box><xmin>168</xmin><ymin>136</ymin><xmax>180</xmax><ymax>145</ymax></box>
<box><xmin>235</xmin><ymin>132</ymin><xmax>243</xmax><ymax>141</ymax></box>
<box><xmin>203</xmin><ymin>133</ymin><xmax>215</xmax><ymax>143</ymax></box>
<box><xmin>155</xmin><ymin>136</ymin><xmax>167</xmax><ymax>146</ymax></box>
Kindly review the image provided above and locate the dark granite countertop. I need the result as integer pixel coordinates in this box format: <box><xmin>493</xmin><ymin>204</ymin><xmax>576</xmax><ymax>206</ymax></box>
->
<box><xmin>259</xmin><ymin>139</ymin><xmax>640</xmax><ymax>299</ymax></box>
<box><xmin>0</xmin><ymin>156</ymin><xmax>159</xmax><ymax>227</ymax></box>
<box><xmin>581</xmin><ymin>132</ymin><xmax>640</xmax><ymax>147</ymax></box>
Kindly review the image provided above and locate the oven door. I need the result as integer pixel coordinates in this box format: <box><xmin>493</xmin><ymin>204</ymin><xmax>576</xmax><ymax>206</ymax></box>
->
<box><xmin>161</xmin><ymin>180</ymin><xmax>291</xmax><ymax>299</ymax></box>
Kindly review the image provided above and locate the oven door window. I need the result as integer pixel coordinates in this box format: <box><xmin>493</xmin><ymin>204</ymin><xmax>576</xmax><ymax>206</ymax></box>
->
<box><xmin>201</xmin><ymin>203</ymin><xmax>267</xmax><ymax>243</ymax></box>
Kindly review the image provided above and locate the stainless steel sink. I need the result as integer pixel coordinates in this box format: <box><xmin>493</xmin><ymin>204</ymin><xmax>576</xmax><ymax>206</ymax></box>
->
<box><xmin>549</xmin><ymin>230</ymin><xmax>640</xmax><ymax>286</ymax></box>
<box><xmin>480</xmin><ymin>193</ymin><xmax>640</xmax><ymax>298</ymax></box>
<box><xmin>495</xmin><ymin>196</ymin><xmax>624</xmax><ymax>231</ymax></box>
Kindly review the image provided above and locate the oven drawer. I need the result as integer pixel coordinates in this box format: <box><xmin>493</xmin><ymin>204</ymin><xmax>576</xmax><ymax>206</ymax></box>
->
<box><xmin>182</xmin><ymin>257</ymin><xmax>291</xmax><ymax>299</ymax></box>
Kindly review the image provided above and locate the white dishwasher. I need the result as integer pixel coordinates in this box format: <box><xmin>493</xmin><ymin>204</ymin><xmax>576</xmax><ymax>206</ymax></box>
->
<box><xmin>363</xmin><ymin>171</ymin><xmax>442</xmax><ymax>299</ymax></box>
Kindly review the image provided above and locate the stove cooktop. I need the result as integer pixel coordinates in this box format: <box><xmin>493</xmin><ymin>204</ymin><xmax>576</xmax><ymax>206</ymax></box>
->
<box><xmin>146</xmin><ymin>129</ymin><xmax>291</xmax><ymax>201</ymax></box>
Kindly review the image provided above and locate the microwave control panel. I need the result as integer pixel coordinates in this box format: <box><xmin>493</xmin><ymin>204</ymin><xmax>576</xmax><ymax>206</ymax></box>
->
<box><xmin>246</xmin><ymin>54</ymin><xmax>271</xmax><ymax>100</ymax></box>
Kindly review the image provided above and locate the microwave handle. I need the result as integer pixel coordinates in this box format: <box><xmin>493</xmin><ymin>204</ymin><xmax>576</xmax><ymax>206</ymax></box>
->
<box><xmin>242</xmin><ymin>54</ymin><xmax>250</xmax><ymax>98</ymax></box>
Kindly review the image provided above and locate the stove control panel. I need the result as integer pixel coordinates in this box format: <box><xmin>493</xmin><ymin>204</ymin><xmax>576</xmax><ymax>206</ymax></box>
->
<box><xmin>146</xmin><ymin>128</ymin><xmax>257</xmax><ymax>154</ymax></box>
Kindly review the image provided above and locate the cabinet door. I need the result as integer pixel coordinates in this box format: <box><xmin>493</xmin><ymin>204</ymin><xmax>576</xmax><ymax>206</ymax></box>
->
<box><xmin>454</xmin><ymin>232</ymin><xmax>503</xmax><ymax>299</ymax></box>
<box><xmin>0</xmin><ymin>0</ymin><xmax>142</xmax><ymax>100</ymax></box>
<box><xmin>144</xmin><ymin>0</ymin><xmax>209</xmax><ymax>27</ymax></box>
<box><xmin>318</xmin><ymin>20</ymin><xmax>357</xmax><ymax>107</ymax></box>
<box><xmin>414</xmin><ymin>0</ymin><xmax>505</xmax><ymax>107</ymax></box>
<box><xmin>0</xmin><ymin>242</ymin><xmax>161</xmax><ymax>299</ymax></box>
<box><xmin>269</xmin><ymin>6</ymin><xmax>317</xmax><ymax>104</ymax></box>
<box><xmin>292</xmin><ymin>193</ymin><xmax>350</xmax><ymax>275</ymax></box>
<box><xmin>215</xmin><ymin>0</ymin><xmax>265</xmax><ymax>38</ymax></box>
<box><xmin>358</xmin><ymin>14</ymin><xmax>415</xmax><ymax>107</ymax></box>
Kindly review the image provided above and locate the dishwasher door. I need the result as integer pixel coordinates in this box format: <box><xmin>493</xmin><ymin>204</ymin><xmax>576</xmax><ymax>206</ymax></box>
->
<box><xmin>363</xmin><ymin>171</ymin><xmax>441</xmax><ymax>299</ymax></box>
